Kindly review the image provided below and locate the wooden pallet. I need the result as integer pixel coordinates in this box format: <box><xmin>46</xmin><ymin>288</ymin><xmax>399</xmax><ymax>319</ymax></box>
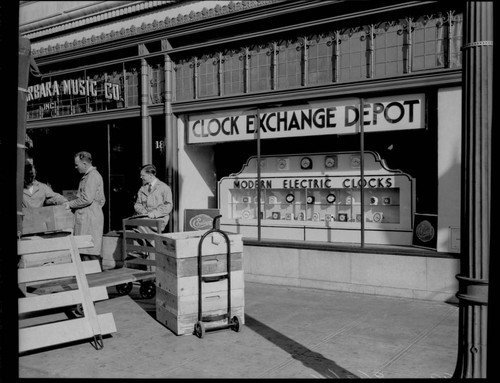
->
<box><xmin>18</xmin><ymin>235</ymin><xmax>117</xmax><ymax>353</ymax></box>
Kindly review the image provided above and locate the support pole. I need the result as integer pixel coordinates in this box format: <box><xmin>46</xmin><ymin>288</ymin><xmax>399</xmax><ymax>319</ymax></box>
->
<box><xmin>164</xmin><ymin>52</ymin><xmax>177</xmax><ymax>232</ymax></box>
<box><xmin>453</xmin><ymin>1</ymin><xmax>492</xmax><ymax>378</ymax></box>
<box><xmin>17</xmin><ymin>37</ymin><xmax>32</xmax><ymax>236</ymax></box>
<box><xmin>141</xmin><ymin>58</ymin><xmax>151</xmax><ymax>165</ymax></box>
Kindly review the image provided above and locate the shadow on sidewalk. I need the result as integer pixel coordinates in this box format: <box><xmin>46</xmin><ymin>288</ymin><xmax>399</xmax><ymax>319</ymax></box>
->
<box><xmin>245</xmin><ymin>314</ymin><xmax>359</xmax><ymax>379</ymax></box>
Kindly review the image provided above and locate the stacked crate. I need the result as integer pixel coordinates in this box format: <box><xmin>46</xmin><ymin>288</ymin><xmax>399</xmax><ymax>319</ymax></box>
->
<box><xmin>154</xmin><ymin>230</ymin><xmax>244</xmax><ymax>335</ymax></box>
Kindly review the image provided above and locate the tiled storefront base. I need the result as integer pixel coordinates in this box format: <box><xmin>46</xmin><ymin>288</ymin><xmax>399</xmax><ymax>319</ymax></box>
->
<box><xmin>243</xmin><ymin>245</ymin><xmax>459</xmax><ymax>303</ymax></box>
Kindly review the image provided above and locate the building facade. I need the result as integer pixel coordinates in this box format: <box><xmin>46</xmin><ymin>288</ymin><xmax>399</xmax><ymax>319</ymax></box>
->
<box><xmin>20</xmin><ymin>0</ymin><xmax>464</xmax><ymax>301</ymax></box>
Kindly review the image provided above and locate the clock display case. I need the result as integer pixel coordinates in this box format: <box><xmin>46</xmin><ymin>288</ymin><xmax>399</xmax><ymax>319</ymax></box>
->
<box><xmin>218</xmin><ymin>152</ymin><xmax>416</xmax><ymax>245</ymax></box>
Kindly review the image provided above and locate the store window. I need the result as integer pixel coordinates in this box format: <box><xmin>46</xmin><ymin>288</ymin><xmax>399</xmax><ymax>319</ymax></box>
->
<box><xmin>189</xmin><ymin>92</ymin><xmax>439</xmax><ymax>248</ymax></box>
<box><xmin>125</xmin><ymin>63</ymin><xmax>140</xmax><ymax>107</ymax></box>
<box><xmin>150</xmin><ymin>61</ymin><xmax>165</xmax><ymax>104</ymax></box>
<box><xmin>374</xmin><ymin>21</ymin><xmax>406</xmax><ymax>77</ymax></box>
<box><xmin>174</xmin><ymin>58</ymin><xmax>194</xmax><ymax>101</ymax></box>
<box><xmin>197</xmin><ymin>53</ymin><xmax>219</xmax><ymax>98</ymax></box>
<box><xmin>248</xmin><ymin>44</ymin><xmax>272</xmax><ymax>92</ymax></box>
<box><xmin>276</xmin><ymin>38</ymin><xmax>303</xmax><ymax>89</ymax></box>
<box><xmin>222</xmin><ymin>49</ymin><xmax>245</xmax><ymax>95</ymax></box>
<box><xmin>174</xmin><ymin>10</ymin><xmax>462</xmax><ymax>102</ymax></box>
<box><xmin>307</xmin><ymin>33</ymin><xmax>334</xmax><ymax>85</ymax></box>
<box><xmin>339</xmin><ymin>28</ymin><xmax>368</xmax><ymax>82</ymax></box>
<box><xmin>412</xmin><ymin>14</ymin><xmax>447</xmax><ymax>71</ymax></box>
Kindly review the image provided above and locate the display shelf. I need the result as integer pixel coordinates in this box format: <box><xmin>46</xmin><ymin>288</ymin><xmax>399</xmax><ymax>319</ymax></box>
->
<box><xmin>218</xmin><ymin>152</ymin><xmax>415</xmax><ymax>244</ymax></box>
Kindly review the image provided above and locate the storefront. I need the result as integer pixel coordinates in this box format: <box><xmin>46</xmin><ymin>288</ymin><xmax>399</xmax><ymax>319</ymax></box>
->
<box><xmin>21</xmin><ymin>0</ymin><xmax>463</xmax><ymax>301</ymax></box>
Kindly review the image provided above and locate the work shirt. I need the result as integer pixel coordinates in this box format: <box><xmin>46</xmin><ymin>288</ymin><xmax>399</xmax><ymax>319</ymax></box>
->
<box><xmin>69</xmin><ymin>167</ymin><xmax>105</xmax><ymax>255</ymax></box>
<box><xmin>134</xmin><ymin>178</ymin><xmax>173</xmax><ymax>232</ymax></box>
<box><xmin>22</xmin><ymin>180</ymin><xmax>68</xmax><ymax>208</ymax></box>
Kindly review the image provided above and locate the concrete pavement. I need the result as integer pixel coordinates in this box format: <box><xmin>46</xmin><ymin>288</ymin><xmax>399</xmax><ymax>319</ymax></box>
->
<box><xmin>19</xmin><ymin>281</ymin><xmax>458</xmax><ymax>379</ymax></box>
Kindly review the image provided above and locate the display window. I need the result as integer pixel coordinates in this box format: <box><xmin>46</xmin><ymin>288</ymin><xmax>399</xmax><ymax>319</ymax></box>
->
<box><xmin>207</xmin><ymin>94</ymin><xmax>438</xmax><ymax>248</ymax></box>
<box><xmin>218</xmin><ymin>151</ymin><xmax>415</xmax><ymax>245</ymax></box>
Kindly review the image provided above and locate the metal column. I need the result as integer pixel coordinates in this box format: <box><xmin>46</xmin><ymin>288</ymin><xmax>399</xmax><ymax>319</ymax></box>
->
<box><xmin>141</xmin><ymin>58</ymin><xmax>152</xmax><ymax>165</ymax></box>
<box><xmin>164</xmin><ymin>52</ymin><xmax>178</xmax><ymax>232</ymax></box>
<box><xmin>453</xmin><ymin>1</ymin><xmax>492</xmax><ymax>378</ymax></box>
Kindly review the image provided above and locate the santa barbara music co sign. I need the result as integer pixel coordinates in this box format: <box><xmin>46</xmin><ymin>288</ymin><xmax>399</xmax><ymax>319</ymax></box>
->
<box><xmin>27</xmin><ymin>78</ymin><xmax>121</xmax><ymax>102</ymax></box>
<box><xmin>187</xmin><ymin>94</ymin><xmax>425</xmax><ymax>144</ymax></box>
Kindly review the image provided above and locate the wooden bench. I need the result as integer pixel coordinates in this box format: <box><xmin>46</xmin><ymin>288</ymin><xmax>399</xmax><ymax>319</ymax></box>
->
<box><xmin>18</xmin><ymin>235</ymin><xmax>117</xmax><ymax>353</ymax></box>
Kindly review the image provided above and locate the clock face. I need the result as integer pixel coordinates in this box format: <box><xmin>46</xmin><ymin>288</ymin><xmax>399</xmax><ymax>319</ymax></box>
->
<box><xmin>306</xmin><ymin>196</ymin><xmax>315</xmax><ymax>204</ymax></box>
<box><xmin>277</xmin><ymin>158</ymin><xmax>289</xmax><ymax>170</ymax></box>
<box><xmin>373</xmin><ymin>212</ymin><xmax>383</xmax><ymax>222</ymax></box>
<box><xmin>286</xmin><ymin>193</ymin><xmax>295</xmax><ymax>203</ymax></box>
<box><xmin>324</xmin><ymin>156</ymin><xmax>337</xmax><ymax>169</ymax></box>
<box><xmin>350</xmin><ymin>155</ymin><xmax>361</xmax><ymax>168</ymax></box>
<box><xmin>241</xmin><ymin>209</ymin><xmax>252</xmax><ymax>219</ymax></box>
<box><xmin>326</xmin><ymin>193</ymin><xmax>336</xmax><ymax>203</ymax></box>
<box><xmin>300</xmin><ymin>157</ymin><xmax>312</xmax><ymax>169</ymax></box>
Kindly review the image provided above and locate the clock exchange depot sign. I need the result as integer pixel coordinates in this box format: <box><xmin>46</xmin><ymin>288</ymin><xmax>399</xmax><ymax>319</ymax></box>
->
<box><xmin>187</xmin><ymin>94</ymin><xmax>425</xmax><ymax>144</ymax></box>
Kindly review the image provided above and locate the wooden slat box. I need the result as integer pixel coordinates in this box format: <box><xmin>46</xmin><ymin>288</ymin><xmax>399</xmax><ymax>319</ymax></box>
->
<box><xmin>156</xmin><ymin>269</ymin><xmax>244</xmax><ymax>296</ymax></box>
<box><xmin>22</xmin><ymin>205</ymin><xmax>75</xmax><ymax>235</ymax></box>
<box><xmin>156</xmin><ymin>286</ymin><xmax>244</xmax><ymax>316</ymax></box>
<box><xmin>18</xmin><ymin>234</ymin><xmax>93</xmax><ymax>268</ymax></box>
<box><xmin>156</xmin><ymin>285</ymin><xmax>245</xmax><ymax>335</ymax></box>
<box><xmin>154</xmin><ymin>230</ymin><xmax>244</xmax><ymax>335</ymax></box>
<box><xmin>156</xmin><ymin>251</ymin><xmax>242</xmax><ymax>278</ymax></box>
<box><xmin>155</xmin><ymin>230</ymin><xmax>243</xmax><ymax>259</ymax></box>
<box><xmin>157</xmin><ymin>304</ymin><xmax>244</xmax><ymax>336</ymax></box>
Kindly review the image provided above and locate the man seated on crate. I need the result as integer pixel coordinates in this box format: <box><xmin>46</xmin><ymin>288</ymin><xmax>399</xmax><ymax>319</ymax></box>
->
<box><xmin>130</xmin><ymin>164</ymin><xmax>173</xmax><ymax>255</ymax></box>
<box><xmin>23</xmin><ymin>161</ymin><xmax>68</xmax><ymax>208</ymax></box>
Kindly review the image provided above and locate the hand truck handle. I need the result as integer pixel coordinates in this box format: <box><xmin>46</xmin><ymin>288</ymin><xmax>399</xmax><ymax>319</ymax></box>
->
<box><xmin>212</xmin><ymin>215</ymin><xmax>222</xmax><ymax>230</ymax></box>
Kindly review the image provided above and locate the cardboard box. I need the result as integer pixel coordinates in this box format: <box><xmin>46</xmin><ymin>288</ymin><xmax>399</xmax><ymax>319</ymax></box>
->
<box><xmin>22</xmin><ymin>205</ymin><xmax>74</xmax><ymax>235</ymax></box>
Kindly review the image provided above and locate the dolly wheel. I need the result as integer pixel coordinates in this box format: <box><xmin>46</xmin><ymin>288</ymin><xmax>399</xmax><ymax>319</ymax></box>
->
<box><xmin>75</xmin><ymin>304</ymin><xmax>84</xmax><ymax>316</ymax></box>
<box><xmin>231</xmin><ymin>315</ymin><xmax>242</xmax><ymax>332</ymax></box>
<box><xmin>195</xmin><ymin>321</ymin><xmax>205</xmax><ymax>338</ymax></box>
<box><xmin>139</xmin><ymin>281</ymin><xmax>156</xmax><ymax>299</ymax></box>
<box><xmin>116</xmin><ymin>282</ymin><xmax>133</xmax><ymax>295</ymax></box>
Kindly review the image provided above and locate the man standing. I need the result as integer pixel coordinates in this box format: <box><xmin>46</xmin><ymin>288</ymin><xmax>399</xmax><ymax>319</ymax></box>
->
<box><xmin>133</xmin><ymin>164</ymin><xmax>173</xmax><ymax>234</ymax></box>
<box><xmin>64</xmin><ymin>151</ymin><xmax>105</xmax><ymax>266</ymax></box>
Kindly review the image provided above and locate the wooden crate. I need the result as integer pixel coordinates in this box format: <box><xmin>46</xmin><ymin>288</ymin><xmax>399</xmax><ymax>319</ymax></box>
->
<box><xmin>156</xmin><ymin>251</ymin><xmax>242</xmax><ymax>278</ymax></box>
<box><xmin>156</xmin><ymin>269</ymin><xmax>244</xmax><ymax>296</ymax></box>
<box><xmin>18</xmin><ymin>234</ymin><xmax>93</xmax><ymax>268</ymax></box>
<box><xmin>18</xmin><ymin>235</ymin><xmax>117</xmax><ymax>353</ymax></box>
<box><xmin>22</xmin><ymin>205</ymin><xmax>75</xmax><ymax>235</ymax></box>
<box><xmin>156</xmin><ymin>304</ymin><xmax>244</xmax><ymax>336</ymax></box>
<box><xmin>154</xmin><ymin>230</ymin><xmax>244</xmax><ymax>335</ymax></box>
<box><xmin>156</xmin><ymin>286</ymin><xmax>244</xmax><ymax>316</ymax></box>
<box><xmin>155</xmin><ymin>230</ymin><xmax>243</xmax><ymax>259</ymax></box>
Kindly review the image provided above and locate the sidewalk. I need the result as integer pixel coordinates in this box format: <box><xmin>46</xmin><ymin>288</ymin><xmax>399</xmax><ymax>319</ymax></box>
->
<box><xmin>19</xmin><ymin>281</ymin><xmax>458</xmax><ymax>379</ymax></box>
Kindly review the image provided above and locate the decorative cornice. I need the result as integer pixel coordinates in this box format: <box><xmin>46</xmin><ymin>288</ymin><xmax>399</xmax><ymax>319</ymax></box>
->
<box><xmin>29</xmin><ymin>0</ymin><xmax>281</xmax><ymax>58</ymax></box>
<box><xmin>20</xmin><ymin>1</ymin><xmax>146</xmax><ymax>36</ymax></box>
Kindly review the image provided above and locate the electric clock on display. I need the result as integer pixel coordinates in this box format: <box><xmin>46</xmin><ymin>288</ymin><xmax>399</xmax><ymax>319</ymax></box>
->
<box><xmin>300</xmin><ymin>157</ymin><xmax>312</xmax><ymax>169</ymax></box>
<box><xmin>306</xmin><ymin>196</ymin><xmax>315</xmax><ymax>204</ymax></box>
<box><xmin>241</xmin><ymin>209</ymin><xmax>252</xmax><ymax>219</ymax></box>
<box><xmin>372</xmin><ymin>212</ymin><xmax>383</xmax><ymax>222</ymax></box>
<box><xmin>324</xmin><ymin>156</ymin><xmax>337</xmax><ymax>169</ymax></box>
<box><xmin>326</xmin><ymin>193</ymin><xmax>336</xmax><ymax>203</ymax></box>
<box><xmin>286</xmin><ymin>193</ymin><xmax>295</xmax><ymax>203</ymax></box>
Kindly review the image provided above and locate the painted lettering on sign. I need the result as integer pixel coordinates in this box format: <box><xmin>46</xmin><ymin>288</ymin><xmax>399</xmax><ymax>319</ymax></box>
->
<box><xmin>188</xmin><ymin>94</ymin><xmax>425</xmax><ymax>144</ymax></box>
<box><xmin>232</xmin><ymin>177</ymin><xmax>396</xmax><ymax>190</ymax></box>
<box><xmin>27</xmin><ymin>78</ymin><xmax>121</xmax><ymax>102</ymax></box>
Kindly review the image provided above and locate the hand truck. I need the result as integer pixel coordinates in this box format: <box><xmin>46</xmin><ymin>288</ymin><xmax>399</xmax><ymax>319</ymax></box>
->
<box><xmin>194</xmin><ymin>215</ymin><xmax>242</xmax><ymax>338</ymax></box>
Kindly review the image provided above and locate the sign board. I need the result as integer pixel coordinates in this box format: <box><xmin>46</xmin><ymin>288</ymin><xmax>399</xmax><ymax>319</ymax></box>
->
<box><xmin>184</xmin><ymin>209</ymin><xmax>221</xmax><ymax>231</ymax></box>
<box><xmin>188</xmin><ymin>94</ymin><xmax>425</xmax><ymax>144</ymax></box>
